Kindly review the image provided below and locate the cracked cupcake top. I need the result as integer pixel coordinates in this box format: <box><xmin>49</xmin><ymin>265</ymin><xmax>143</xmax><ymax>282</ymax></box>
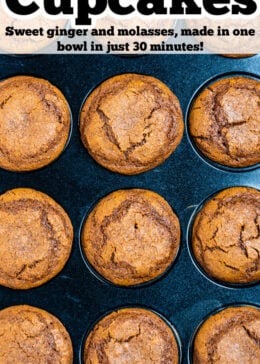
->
<box><xmin>0</xmin><ymin>188</ymin><xmax>73</xmax><ymax>289</ymax></box>
<box><xmin>192</xmin><ymin>306</ymin><xmax>260</xmax><ymax>364</ymax></box>
<box><xmin>0</xmin><ymin>75</ymin><xmax>71</xmax><ymax>171</ymax></box>
<box><xmin>80</xmin><ymin>73</ymin><xmax>184</xmax><ymax>175</ymax></box>
<box><xmin>0</xmin><ymin>305</ymin><xmax>73</xmax><ymax>363</ymax></box>
<box><xmin>83</xmin><ymin>308</ymin><xmax>179</xmax><ymax>364</ymax></box>
<box><xmin>191</xmin><ymin>186</ymin><xmax>260</xmax><ymax>284</ymax></box>
<box><xmin>81</xmin><ymin>189</ymin><xmax>180</xmax><ymax>286</ymax></box>
<box><xmin>189</xmin><ymin>76</ymin><xmax>260</xmax><ymax>168</ymax></box>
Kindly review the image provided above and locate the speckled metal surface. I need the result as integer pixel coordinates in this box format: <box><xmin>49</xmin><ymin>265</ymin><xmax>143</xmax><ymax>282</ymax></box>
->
<box><xmin>0</xmin><ymin>53</ymin><xmax>259</xmax><ymax>364</ymax></box>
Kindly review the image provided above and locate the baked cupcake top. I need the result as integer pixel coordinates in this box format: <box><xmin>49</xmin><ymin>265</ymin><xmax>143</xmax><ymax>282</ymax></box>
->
<box><xmin>191</xmin><ymin>186</ymin><xmax>260</xmax><ymax>284</ymax></box>
<box><xmin>83</xmin><ymin>308</ymin><xmax>179</xmax><ymax>364</ymax></box>
<box><xmin>0</xmin><ymin>305</ymin><xmax>73</xmax><ymax>364</ymax></box>
<box><xmin>189</xmin><ymin>76</ymin><xmax>260</xmax><ymax>168</ymax></box>
<box><xmin>81</xmin><ymin>189</ymin><xmax>180</xmax><ymax>286</ymax></box>
<box><xmin>80</xmin><ymin>73</ymin><xmax>184</xmax><ymax>175</ymax></box>
<box><xmin>192</xmin><ymin>306</ymin><xmax>260</xmax><ymax>364</ymax></box>
<box><xmin>0</xmin><ymin>75</ymin><xmax>71</xmax><ymax>171</ymax></box>
<box><xmin>0</xmin><ymin>188</ymin><xmax>73</xmax><ymax>289</ymax></box>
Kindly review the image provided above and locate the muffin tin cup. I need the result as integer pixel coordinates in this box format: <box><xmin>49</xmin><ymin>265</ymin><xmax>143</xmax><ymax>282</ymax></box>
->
<box><xmin>187</xmin><ymin>302</ymin><xmax>260</xmax><ymax>364</ymax></box>
<box><xmin>185</xmin><ymin>71</ymin><xmax>260</xmax><ymax>173</ymax></box>
<box><xmin>0</xmin><ymin>74</ymin><xmax>73</xmax><ymax>173</ymax></box>
<box><xmin>78</xmin><ymin>71</ymin><xmax>184</xmax><ymax>176</ymax></box>
<box><xmin>80</xmin><ymin>305</ymin><xmax>182</xmax><ymax>364</ymax></box>
<box><xmin>79</xmin><ymin>187</ymin><xmax>182</xmax><ymax>289</ymax></box>
<box><xmin>186</xmin><ymin>185</ymin><xmax>260</xmax><ymax>289</ymax></box>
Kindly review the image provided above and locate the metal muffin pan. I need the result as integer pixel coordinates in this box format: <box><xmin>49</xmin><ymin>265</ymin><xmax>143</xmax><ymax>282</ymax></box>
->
<box><xmin>185</xmin><ymin>70</ymin><xmax>260</xmax><ymax>173</ymax></box>
<box><xmin>186</xmin><ymin>185</ymin><xmax>260</xmax><ymax>289</ymax></box>
<box><xmin>78</xmin><ymin>187</ymin><xmax>182</xmax><ymax>289</ymax></box>
<box><xmin>0</xmin><ymin>53</ymin><xmax>259</xmax><ymax>363</ymax></box>
<box><xmin>79</xmin><ymin>305</ymin><xmax>183</xmax><ymax>364</ymax></box>
<box><xmin>187</xmin><ymin>302</ymin><xmax>260</xmax><ymax>364</ymax></box>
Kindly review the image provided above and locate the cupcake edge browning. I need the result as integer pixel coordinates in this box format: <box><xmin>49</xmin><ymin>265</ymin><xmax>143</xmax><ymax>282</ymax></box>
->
<box><xmin>81</xmin><ymin>189</ymin><xmax>181</xmax><ymax>286</ymax></box>
<box><xmin>189</xmin><ymin>76</ymin><xmax>260</xmax><ymax>168</ymax></box>
<box><xmin>192</xmin><ymin>306</ymin><xmax>260</xmax><ymax>364</ymax></box>
<box><xmin>83</xmin><ymin>308</ymin><xmax>179</xmax><ymax>364</ymax></box>
<box><xmin>0</xmin><ymin>304</ymin><xmax>73</xmax><ymax>364</ymax></box>
<box><xmin>0</xmin><ymin>188</ymin><xmax>74</xmax><ymax>289</ymax></box>
<box><xmin>191</xmin><ymin>186</ymin><xmax>260</xmax><ymax>284</ymax></box>
<box><xmin>0</xmin><ymin>75</ymin><xmax>71</xmax><ymax>172</ymax></box>
<box><xmin>80</xmin><ymin>73</ymin><xmax>184</xmax><ymax>175</ymax></box>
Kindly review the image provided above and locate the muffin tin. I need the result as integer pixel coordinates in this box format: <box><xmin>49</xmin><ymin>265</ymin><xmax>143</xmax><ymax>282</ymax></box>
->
<box><xmin>0</xmin><ymin>52</ymin><xmax>259</xmax><ymax>363</ymax></box>
<box><xmin>186</xmin><ymin>71</ymin><xmax>260</xmax><ymax>173</ymax></box>
<box><xmin>187</xmin><ymin>186</ymin><xmax>260</xmax><ymax>289</ymax></box>
<box><xmin>187</xmin><ymin>303</ymin><xmax>260</xmax><ymax>364</ymax></box>
<box><xmin>80</xmin><ymin>306</ymin><xmax>182</xmax><ymax>364</ymax></box>
<box><xmin>80</xmin><ymin>189</ymin><xmax>180</xmax><ymax>287</ymax></box>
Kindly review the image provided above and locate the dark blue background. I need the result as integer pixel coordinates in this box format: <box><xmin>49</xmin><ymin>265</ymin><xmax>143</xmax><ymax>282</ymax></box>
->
<box><xmin>0</xmin><ymin>53</ymin><xmax>259</xmax><ymax>363</ymax></box>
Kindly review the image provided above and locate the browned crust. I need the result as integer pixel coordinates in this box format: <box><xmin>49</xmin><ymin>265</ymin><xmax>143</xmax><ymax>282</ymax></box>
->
<box><xmin>192</xmin><ymin>187</ymin><xmax>260</xmax><ymax>284</ymax></box>
<box><xmin>0</xmin><ymin>75</ymin><xmax>71</xmax><ymax>171</ymax></box>
<box><xmin>189</xmin><ymin>76</ymin><xmax>260</xmax><ymax>168</ymax></box>
<box><xmin>84</xmin><ymin>308</ymin><xmax>179</xmax><ymax>364</ymax></box>
<box><xmin>81</xmin><ymin>189</ymin><xmax>180</xmax><ymax>286</ymax></box>
<box><xmin>80</xmin><ymin>73</ymin><xmax>184</xmax><ymax>175</ymax></box>
<box><xmin>222</xmin><ymin>54</ymin><xmax>255</xmax><ymax>58</ymax></box>
<box><xmin>0</xmin><ymin>305</ymin><xmax>73</xmax><ymax>363</ymax></box>
<box><xmin>0</xmin><ymin>188</ymin><xmax>73</xmax><ymax>289</ymax></box>
<box><xmin>193</xmin><ymin>306</ymin><xmax>260</xmax><ymax>364</ymax></box>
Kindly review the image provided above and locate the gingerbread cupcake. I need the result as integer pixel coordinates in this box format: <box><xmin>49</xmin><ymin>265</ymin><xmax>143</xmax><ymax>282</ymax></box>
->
<box><xmin>0</xmin><ymin>305</ymin><xmax>73</xmax><ymax>363</ymax></box>
<box><xmin>191</xmin><ymin>186</ymin><xmax>260</xmax><ymax>285</ymax></box>
<box><xmin>222</xmin><ymin>54</ymin><xmax>255</xmax><ymax>58</ymax></box>
<box><xmin>83</xmin><ymin>308</ymin><xmax>180</xmax><ymax>364</ymax></box>
<box><xmin>80</xmin><ymin>73</ymin><xmax>184</xmax><ymax>175</ymax></box>
<box><xmin>189</xmin><ymin>76</ymin><xmax>260</xmax><ymax>168</ymax></box>
<box><xmin>0</xmin><ymin>188</ymin><xmax>73</xmax><ymax>289</ymax></box>
<box><xmin>81</xmin><ymin>189</ymin><xmax>180</xmax><ymax>286</ymax></box>
<box><xmin>192</xmin><ymin>305</ymin><xmax>260</xmax><ymax>364</ymax></box>
<box><xmin>0</xmin><ymin>75</ymin><xmax>71</xmax><ymax>171</ymax></box>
